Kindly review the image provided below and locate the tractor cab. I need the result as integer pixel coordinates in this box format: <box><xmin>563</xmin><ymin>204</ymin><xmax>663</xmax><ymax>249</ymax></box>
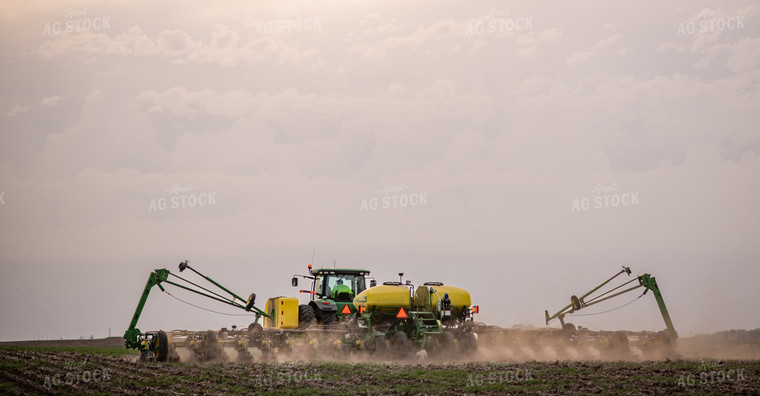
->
<box><xmin>292</xmin><ymin>265</ymin><xmax>372</xmax><ymax>325</ymax></box>
<box><xmin>317</xmin><ymin>272</ymin><xmax>366</xmax><ymax>301</ymax></box>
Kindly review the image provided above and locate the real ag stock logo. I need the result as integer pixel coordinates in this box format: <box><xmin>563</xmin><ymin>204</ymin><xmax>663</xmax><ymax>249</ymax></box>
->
<box><xmin>359</xmin><ymin>183</ymin><xmax>428</xmax><ymax>212</ymax></box>
<box><xmin>677</xmin><ymin>8</ymin><xmax>745</xmax><ymax>36</ymax></box>
<box><xmin>466</xmin><ymin>8</ymin><xmax>534</xmax><ymax>36</ymax></box>
<box><xmin>571</xmin><ymin>183</ymin><xmax>640</xmax><ymax>212</ymax></box>
<box><xmin>677</xmin><ymin>360</ymin><xmax>746</xmax><ymax>387</ymax></box>
<box><xmin>148</xmin><ymin>183</ymin><xmax>217</xmax><ymax>212</ymax></box>
<box><xmin>252</xmin><ymin>7</ymin><xmax>323</xmax><ymax>36</ymax></box>
<box><xmin>42</xmin><ymin>7</ymin><xmax>112</xmax><ymax>36</ymax></box>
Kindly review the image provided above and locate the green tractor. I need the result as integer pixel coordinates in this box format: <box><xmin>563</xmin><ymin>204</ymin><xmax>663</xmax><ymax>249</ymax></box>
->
<box><xmin>291</xmin><ymin>265</ymin><xmax>374</xmax><ymax>328</ymax></box>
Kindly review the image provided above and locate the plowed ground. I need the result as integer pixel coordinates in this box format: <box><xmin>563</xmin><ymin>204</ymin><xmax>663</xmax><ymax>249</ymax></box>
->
<box><xmin>1</xmin><ymin>345</ymin><xmax>759</xmax><ymax>395</ymax></box>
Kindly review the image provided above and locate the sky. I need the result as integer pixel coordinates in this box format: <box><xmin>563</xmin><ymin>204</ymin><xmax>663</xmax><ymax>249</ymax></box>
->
<box><xmin>0</xmin><ymin>1</ymin><xmax>758</xmax><ymax>341</ymax></box>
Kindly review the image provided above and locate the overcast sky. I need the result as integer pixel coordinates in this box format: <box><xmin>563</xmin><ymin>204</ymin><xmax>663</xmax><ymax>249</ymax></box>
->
<box><xmin>1</xmin><ymin>1</ymin><xmax>758</xmax><ymax>341</ymax></box>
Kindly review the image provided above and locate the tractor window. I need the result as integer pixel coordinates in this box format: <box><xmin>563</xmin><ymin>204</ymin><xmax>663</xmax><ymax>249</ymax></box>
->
<box><xmin>314</xmin><ymin>277</ymin><xmax>324</xmax><ymax>298</ymax></box>
<box><xmin>324</xmin><ymin>274</ymin><xmax>366</xmax><ymax>301</ymax></box>
<box><xmin>354</xmin><ymin>276</ymin><xmax>366</xmax><ymax>294</ymax></box>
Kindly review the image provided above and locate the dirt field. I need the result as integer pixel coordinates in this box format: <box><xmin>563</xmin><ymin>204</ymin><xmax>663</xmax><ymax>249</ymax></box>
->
<box><xmin>1</xmin><ymin>336</ymin><xmax>759</xmax><ymax>395</ymax></box>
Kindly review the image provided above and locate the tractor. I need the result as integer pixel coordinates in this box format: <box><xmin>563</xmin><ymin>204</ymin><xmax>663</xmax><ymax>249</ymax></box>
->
<box><xmin>291</xmin><ymin>265</ymin><xmax>374</xmax><ymax>328</ymax></box>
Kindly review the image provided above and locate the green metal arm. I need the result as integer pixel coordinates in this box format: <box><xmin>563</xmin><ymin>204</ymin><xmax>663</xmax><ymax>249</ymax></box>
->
<box><xmin>124</xmin><ymin>263</ymin><xmax>271</xmax><ymax>350</ymax></box>
<box><xmin>545</xmin><ymin>266</ymin><xmax>633</xmax><ymax>327</ymax></box>
<box><xmin>638</xmin><ymin>273</ymin><xmax>678</xmax><ymax>340</ymax></box>
<box><xmin>544</xmin><ymin>269</ymin><xmax>678</xmax><ymax>340</ymax></box>
<box><xmin>124</xmin><ymin>269</ymin><xmax>170</xmax><ymax>349</ymax></box>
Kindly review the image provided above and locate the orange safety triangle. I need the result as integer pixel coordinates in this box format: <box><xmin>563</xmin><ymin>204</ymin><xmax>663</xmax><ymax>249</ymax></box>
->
<box><xmin>396</xmin><ymin>307</ymin><xmax>408</xmax><ymax>319</ymax></box>
<box><xmin>341</xmin><ymin>304</ymin><xmax>352</xmax><ymax>314</ymax></box>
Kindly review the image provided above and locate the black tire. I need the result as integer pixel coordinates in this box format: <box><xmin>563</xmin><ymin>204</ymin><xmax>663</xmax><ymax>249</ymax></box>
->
<box><xmin>441</xmin><ymin>332</ymin><xmax>456</xmax><ymax>348</ymax></box>
<box><xmin>437</xmin><ymin>332</ymin><xmax>457</xmax><ymax>358</ymax></box>
<box><xmin>320</xmin><ymin>312</ymin><xmax>335</xmax><ymax>327</ymax></box>
<box><xmin>461</xmin><ymin>332</ymin><xmax>477</xmax><ymax>354</ymax></box>
<box><xmin>373</xmin><ymin>335</ymin><xmax>388</xmax><ymax>357</ymax></box>
<box><xmin>611</xmin><ymin>331</ymin><xmax>629</xmax><ymax>356</ymax></box>
<box><xmin>393</xmin><ymin>332</ymin><xmax>410</xmax><ymax>358</ymax></box>
<box><xmin>248</xmin><ymin>323</ymin><xmax>263</xmax><ymax>341</ymax></box>
<box><xmin>562</xmin><ymin>322</ymin><xmax>577</xmax><ymax>333</ymax></box>
<box><xmin>299</xmin><ymin>304</ymin><xmax>317</xmax><ymax>329</ymax></box>
<box><xmin>654</xmin><ymin>331</ymin><xmax>672</xmax><ymax>348</ymax></box>
<box><xmin>156</xmin><ymin>330</ymin><xmax>169</xmax><ymax>362</ymax></box>
<box><xmin>206</xmin><ymin>330</ymin><xmax>220</xmax><ymax>360</ymax></box>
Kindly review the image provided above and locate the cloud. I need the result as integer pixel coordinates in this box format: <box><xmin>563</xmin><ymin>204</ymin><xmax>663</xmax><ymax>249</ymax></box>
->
<box><xmin>349</xmin><ymin>44</ymin><xmax>388</xmax><ymax>61</ymax></box>
<box><xmin>383</xmin><ymin>20</ymin><xmax>464</xmax><ymax>49</ymax></box>
<box><xmin>566</xmin><ymin>51</ymin><xmax>595</xmax><ymax>65</ymax></box>
<box><xmin>565</xmin><ymin>34</ymin><xmax>620</xmax><ymax>66</ymax></box>
<box><xmin>589</xmin><ymin>34</ymin><xmax>620</xmax><ymax>51</ymax></box>
<box><xmin>5</xmin><ymin>105</ymin><xmax>30</xmax><ymax>117</ymax></box>
<box><xmin>516</xmin><ymin>27</ymin><xmax>562</xmax><ymax>46</ymax></box>
<box><xmin>40</xmin><ymin>96</ymin><xmax>64</xmax><ymax>107</ymax></box>
<box><xmin>2</xmin><ymin>1</ymin><xmax>760</xmax><ymax>340</ymax></box>
<box><xmin>137</xmin><ymin>87</ymin><xmax>259</xmax><ymax>117</ymax></box>
<box><xmin>37</xmin><ymin>26</ymin><xmax>159</xmax><ymax>58</ymax></box>
<box><xmin>36</xmin><ymin>25</ymin><xmax>319</xmax><ymax>66</ymax></box>
<box><xmin>518</xmin><ymin>45</ymin><xmax>537</xmax><ymax>58</ymax></box>
<box><xmin>39</xmin><ymin>90</ymin><xmax>167</xmax><ymax>176</ymax></box>
<box><xmin>726</xmin><ymin>36</ymin><xmax>760</xmax><ymax>73</ymax></box>
<box><xmin>519</xmin><ymin>76</ymin><xmax>550</xmax><ymax>93</ymax></box>
<box><xmin>157</xmin><ymin>30</ymin><xmax>199</xmax><ymax>55</ymax></box>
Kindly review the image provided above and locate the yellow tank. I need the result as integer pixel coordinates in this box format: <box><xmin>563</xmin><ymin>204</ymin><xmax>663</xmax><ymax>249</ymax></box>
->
<box><xmin>263</xmin><ymin>296</ymin><xmax>299</xmax><ymax>329</ymax></box>
<box><xmin>414</xmin><ymin>283</ymin><xmax>471</xmax><ymax>316</ymax></box>
<box><xmin>353</xmin><ymin>284</ymin><xmax>411</xmax><ymax>314</ymax></box>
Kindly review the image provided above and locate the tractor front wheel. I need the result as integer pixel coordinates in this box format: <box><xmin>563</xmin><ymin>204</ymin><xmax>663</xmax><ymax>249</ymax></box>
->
<box><xmin>156</xmin><ymin>330</ymin><xmax>169</xmax><ymax>362</ymax></box>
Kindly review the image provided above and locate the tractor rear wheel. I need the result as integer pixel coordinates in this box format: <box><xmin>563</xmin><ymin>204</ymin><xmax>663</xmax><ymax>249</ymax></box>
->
<box><xmin>321</xmin><ymin>312</ymin><xmax>335</xmax><ymax>327</ymax></box>
<box><xmin>460</xmin><ymin>332</ymin><xmax>477</xmax><ymax>354</ymax></box>
<box><xmin>299</xmin><ymin>304</ymin><xmax>317</xmax><ymax>329</ymax></box>
<box><xmin>437</xmin><ymin>332</ymin><xmax>457</xmax><ymax>358</ymax></box>
<box><xmin>156</xmin><ymin>330</ymin><xmax>169</xmax><ymax>362</ymax></box>
<box><xmin>393</xmin><ymin>332</ymin><xmax>410</xmax><ymax>358</ymax></box>
<box><xmin>373</xmin><ymin>335</ymin><xmax>388</xmax><ymax>357</ymax></box>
